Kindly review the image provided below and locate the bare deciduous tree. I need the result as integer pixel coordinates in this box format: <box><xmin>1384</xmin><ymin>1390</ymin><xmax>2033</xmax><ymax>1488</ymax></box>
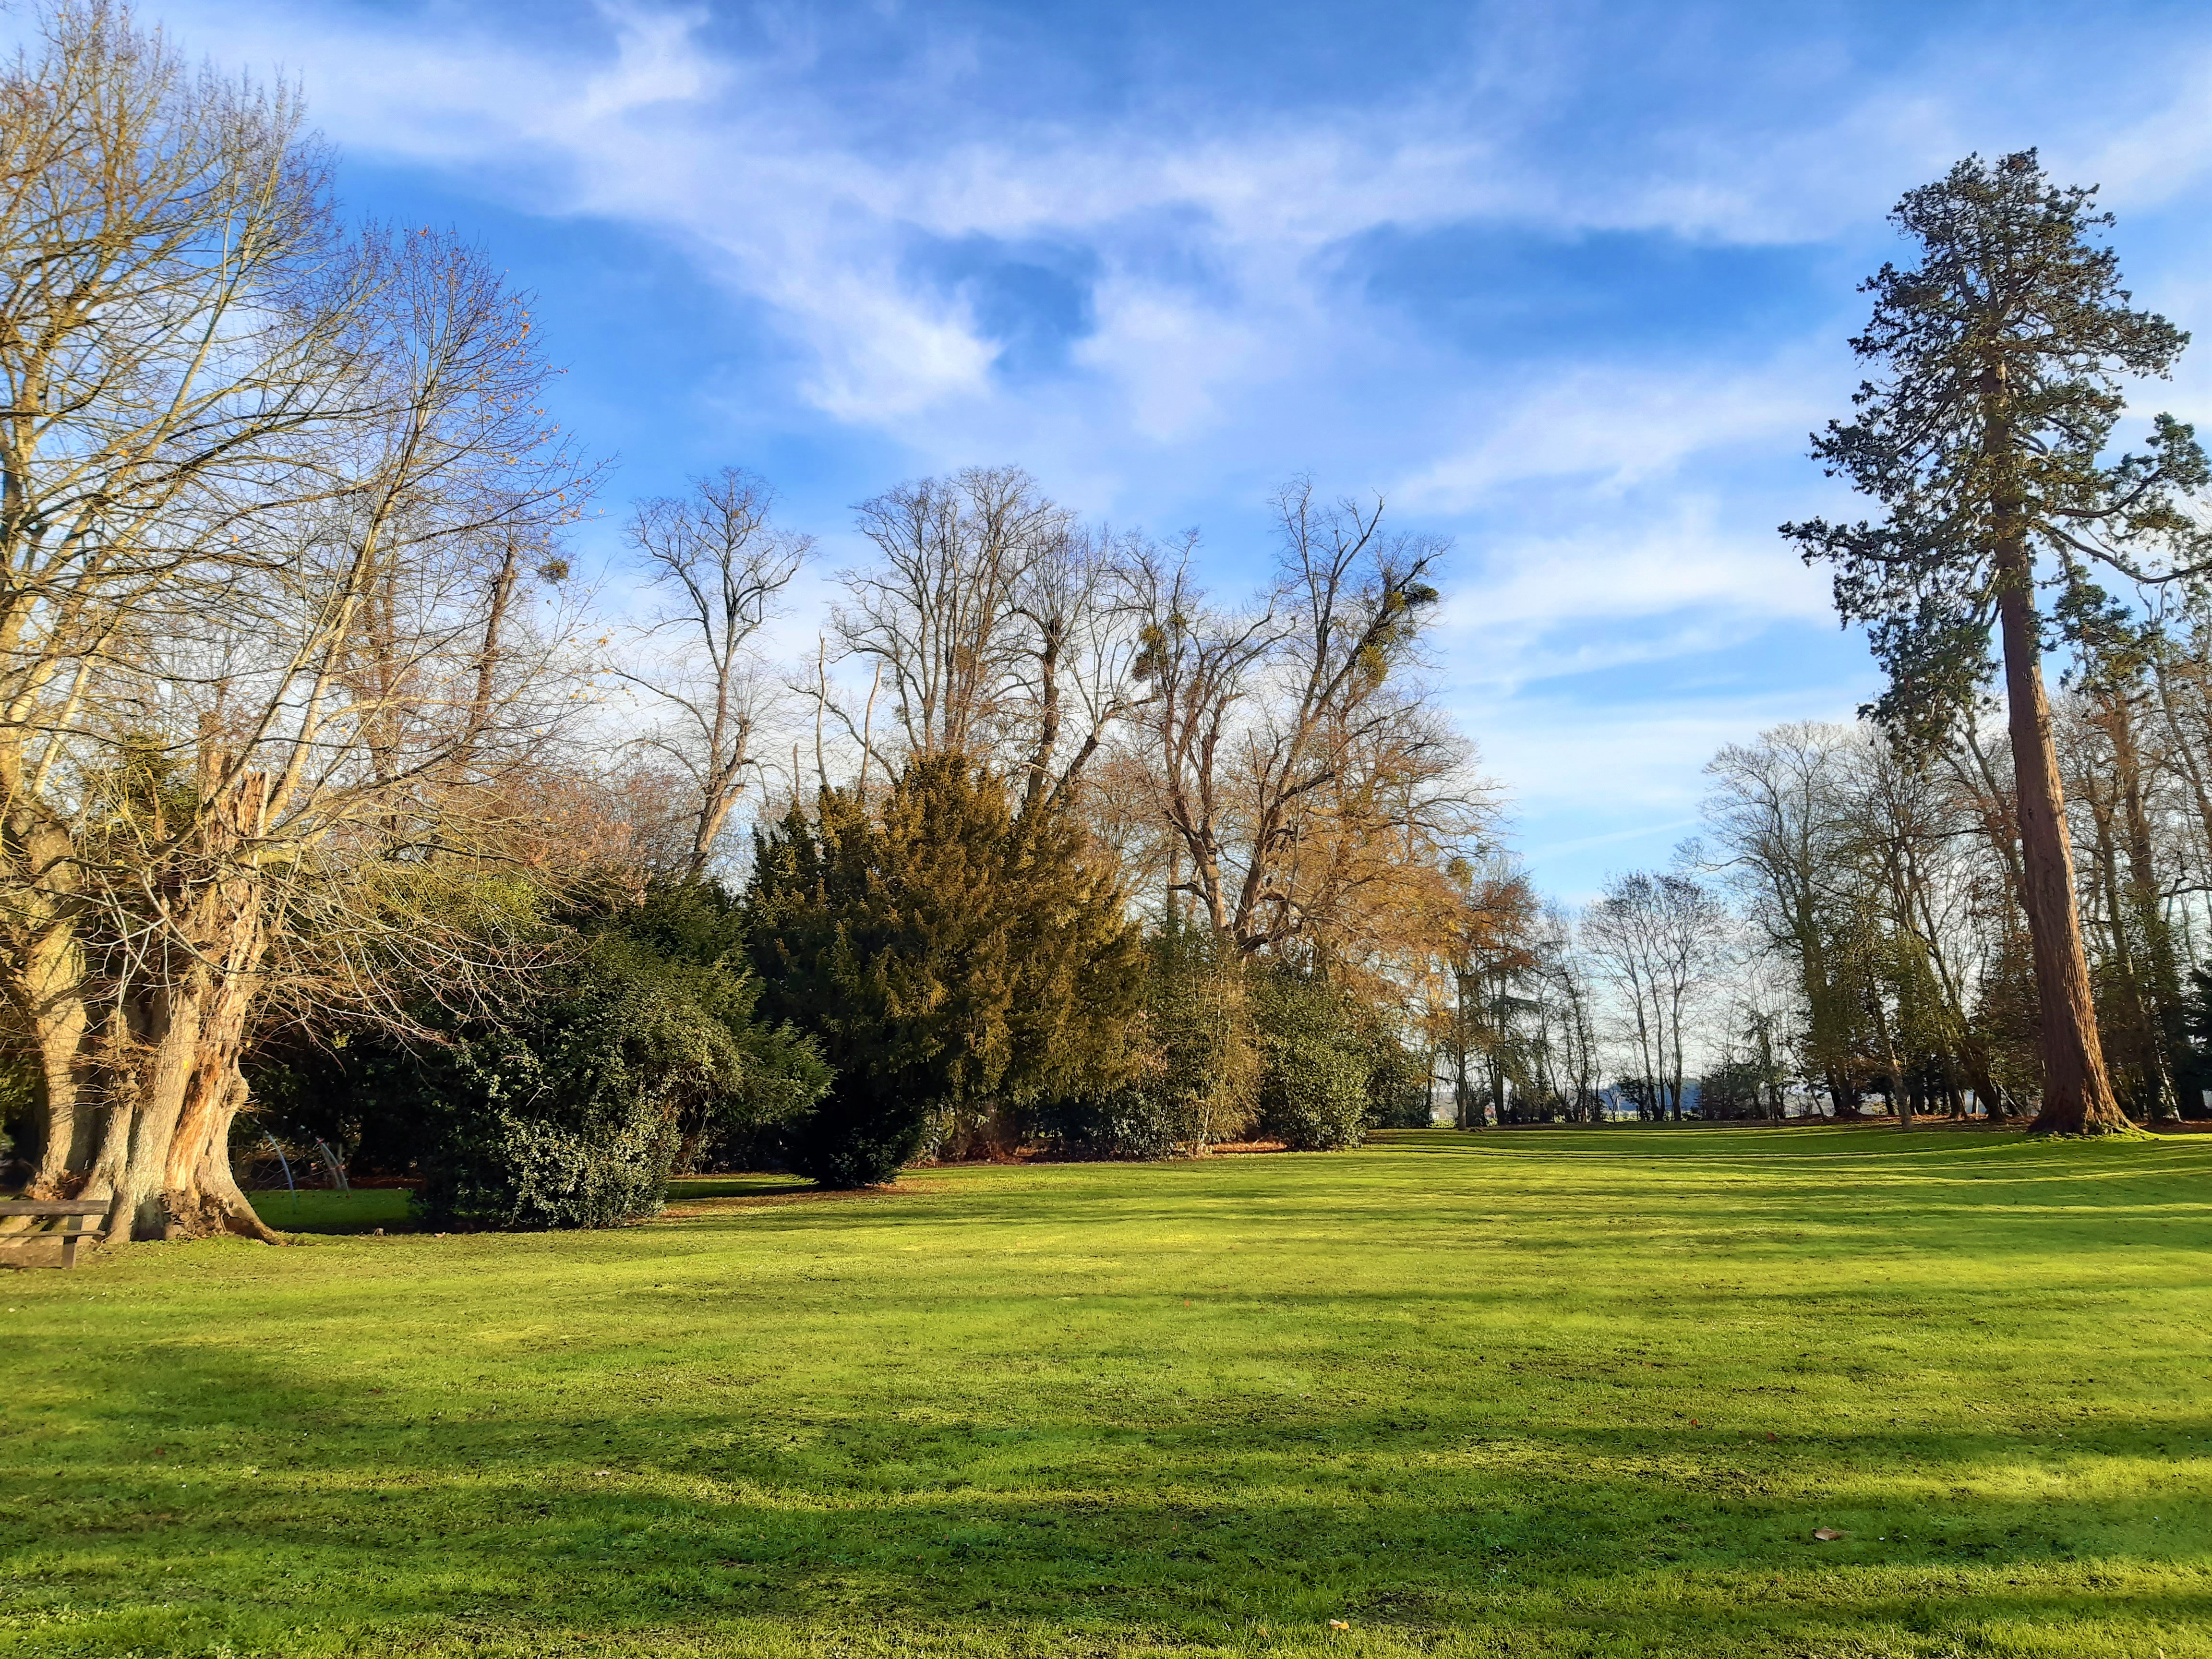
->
<box><xmin>1583</xmin><ymin>870</ymin><xmax>1728</xmax><ymax>1120</ymax></box>
<box><xmin>836</xmin><ymin>466</ymin><xmax>1070</xmax><ymax>765</ymax></box>
<box><xmin>1127</xmin><ymin>479</ymin><xmax>1482</xmax><ymax>965</ymax></box>
<box><xmin>613</xmin><ymin>469</ymin><xmax>808</xmax><ymax>878</ymax></box>
<box><xmin>0</xmin><ymin>4</ymin><xmax>593</xmax><ymax>1240</ymax></box>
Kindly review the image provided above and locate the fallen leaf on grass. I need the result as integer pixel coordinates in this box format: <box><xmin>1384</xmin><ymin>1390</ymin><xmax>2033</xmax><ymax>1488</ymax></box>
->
<box><xmin>1812</xmin><ymin>1528</ymin><xmax>1844</xmax><ymax>1541</ymax></box>
<box><xmin>1328</xmin><ymin>1619</ymin><xmax>1350</xmax><ymax>1631</ymax></box>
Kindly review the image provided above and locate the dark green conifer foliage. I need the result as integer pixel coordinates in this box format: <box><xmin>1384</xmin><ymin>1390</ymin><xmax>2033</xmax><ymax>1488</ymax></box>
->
<box><xmin>1783</xmin><ymin>150</ymin><xmax>2208</xmax><ymax>1134</ymax></box>
<box><xmin>746</xmin><ymin>755</ymin><xmax>1140</xmax><ymax>1187</ymax></box>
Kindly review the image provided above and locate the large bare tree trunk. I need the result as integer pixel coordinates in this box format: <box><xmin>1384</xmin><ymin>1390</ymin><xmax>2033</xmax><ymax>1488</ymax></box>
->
<box><xmin>164</xmin><ymin>971</ymin><xmax>283</xmax><ymax>1244</ymax></box>
<box><xmin>23</xmin><ymin>771</ymin><xmax>285</xmax><ymax>1245</ymax></box>
<box><xmin>16</xmin><ymin>904</ymin><xmax>91</xmax><ymax>1190</ymax></box>
<box><xmin>1995</xmin><ymin>551</ymin><xmax>2127</xmax><ymax>1133</ymax></box>
<box><xmin>0</xmin><ymin>817</ymin><xmax>94</xmax><ymax>1227</ymax></box>
<box><xmin>119</xmin><ymin>778</ymin><xmax>283</xmax><ymax>1242</ymax></box>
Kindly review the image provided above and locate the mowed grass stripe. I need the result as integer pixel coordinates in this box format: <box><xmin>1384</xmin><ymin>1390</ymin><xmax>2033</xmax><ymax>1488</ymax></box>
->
<box><xmin>2</xmin><ymin>1126</ymin><xmax>2209</xmax><ymax>1657</ymax></box>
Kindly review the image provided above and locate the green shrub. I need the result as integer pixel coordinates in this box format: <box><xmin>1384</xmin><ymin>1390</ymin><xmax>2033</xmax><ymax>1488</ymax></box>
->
<box><xmin>1027</xmin><ymin>925</ymin><xmax>1265</xmax><ymax>1159</ymax></box>
<box><xmin>1035</xmin><ymin>940</ymin><xmax>1421</xmax><ymax>1157</ymax></box>
<box><xmin>419</xmin><ymin>1095</ymin><xmax>675</xmax><ymax>1231</ymax></box>
<box><xmin>1251</xmin><ymin>967</ymin><xmax>1376</xmax><ymax>1151</ymax></box>
<box><xmin>1031</xmin><ymin>1087</ymin><xmax>1185</xmax><ymax>1160</ymax></box>
<box><xmin>1258</xmin><ymin>1030</ymin><xmax>1372</xmax><ymax>1150</ymax></box>
<box><xmin>410</xmin><ymin>940</ymin><xmax>736</xmax><ymax>1228</ymax></box>
<box><xmin>411</xmin><ymin>884</ymin><xmax>831</xmax><ymax>1226</ymax></box>
<box><xmin>1359</xmin><ymin>1023</ymin><xmax>1433</xmax><ymax>1127</ymax></box>
<box><xmin>243</xmin><ymin>877</ymin><xmax>830</xmax><ymax>1229</ymax></box>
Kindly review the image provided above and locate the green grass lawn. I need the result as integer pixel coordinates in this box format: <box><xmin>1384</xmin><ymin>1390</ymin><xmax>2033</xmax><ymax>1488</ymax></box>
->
<box><xmin>3</xmin><ymin>1126</ymin><xmax>2209</xmax><ymax>1658</ymax></box>
<box><xmin>238</xmin><ymin>1187</ymin><xmax>416</xmax><ymax>1233</ymax></box>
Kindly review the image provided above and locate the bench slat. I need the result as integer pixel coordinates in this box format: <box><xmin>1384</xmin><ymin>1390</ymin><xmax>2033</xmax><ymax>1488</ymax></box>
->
<box><xmin>0</xmin><ymin>1201</ymin><xmax>110</xmax><ymax>1215</ymax></box>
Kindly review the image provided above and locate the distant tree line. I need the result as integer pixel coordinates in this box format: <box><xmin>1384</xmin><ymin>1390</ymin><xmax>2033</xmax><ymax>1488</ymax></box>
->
<box><xmin>1702</xmin><ymin>687</ymin><xmax>2212</xmax><ymax>1127</ymax></box>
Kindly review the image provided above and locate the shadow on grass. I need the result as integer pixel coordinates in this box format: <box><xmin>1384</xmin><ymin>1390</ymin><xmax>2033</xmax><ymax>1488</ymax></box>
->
<box><xmin>12</xmin><ymin>1128</ymin><xmax>2207</xmax><ymax>1655</ymax></box>
<box><xmin>245</xmin><ymin>1178</ymin><xmax>820</xmax><ymax>1237</ymax></box>
<box><xmin>8</xmin><ymin>1330</ymin><xmax>2211</xmax><ymax>1656</ymax></box>
<box><xmin>246</xmin><ymin>1188</ymin><xmax>416</xmax><ymax>1234</ymax></box>
<box><xmin>666</xmin><ymin>1176</ymin><xmax>819</xmax><ymax>1202</ymax></box>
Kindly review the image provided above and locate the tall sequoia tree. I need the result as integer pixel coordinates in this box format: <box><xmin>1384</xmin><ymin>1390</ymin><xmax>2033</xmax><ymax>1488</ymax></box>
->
<box><xmin>1785</xmin><ymin>151</ymin><xmax>2208</xmax><ymax>1135</ymax></box>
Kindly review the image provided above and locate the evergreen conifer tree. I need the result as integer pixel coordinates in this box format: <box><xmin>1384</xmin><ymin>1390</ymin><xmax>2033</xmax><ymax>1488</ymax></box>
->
<box><xmin>745</xmin><ymin>755</ymin><xmax>1140</xmax><ymax>1185</ymax></box>
<box><xmin>1785</xmin><ymin>151</ymin><xmax>2208</xmax><ymax>1134</ymax></box>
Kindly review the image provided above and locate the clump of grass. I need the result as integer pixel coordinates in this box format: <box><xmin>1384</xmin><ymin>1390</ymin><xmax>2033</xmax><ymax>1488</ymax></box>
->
<box><xmin>2</xmin><ymin>1124</ymin><xmax>2208</xmax><ymax>1657</ymax></box>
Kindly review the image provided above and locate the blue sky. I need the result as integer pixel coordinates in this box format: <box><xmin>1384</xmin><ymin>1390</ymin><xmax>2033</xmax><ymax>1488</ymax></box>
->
<box><xmin>130</xmin><ymin>0</ymin><xmax>2212</xmax><ymax>896</ymax></box>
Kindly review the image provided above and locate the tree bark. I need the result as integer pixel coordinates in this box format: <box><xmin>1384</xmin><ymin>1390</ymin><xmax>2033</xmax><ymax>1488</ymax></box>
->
<box><xmin>161</xmin><ymin>938</ymin><xmax>283</xmax><ymax>1243</ymax></box>
<box><xmin>1995</xmin><ymin>550</ymin><xmax>2127</xmax><ymax>1133</ymax></box>
<box><xmin>2108</xmin><ymin>690</ymin><xmax>2183</xmax><ymax>1117</ymax></box>
<box><xmin>1869</xmin><ymin>991</ymin><xmax>1911</xmax><ymax>1130</ymax></box>
<box><xmin>0</xmin><ymin>805</ymin><xmax>93</xmax><ymax>1211</ymax></box>
<box><xmin>17</xmin><ymin>768</ymin><xmax>286</xmax><ymax>1244</ymax></box>
<box><xmin>17</xmin><ymin>906</ymin><xmax>91</xmax><ymax>1190</ymax></box>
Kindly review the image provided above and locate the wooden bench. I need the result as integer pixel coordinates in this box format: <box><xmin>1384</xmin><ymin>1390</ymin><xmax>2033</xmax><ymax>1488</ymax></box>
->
<box><xmin>0</xmin><ymin>1201</ymin><xmax>111</xmax><ymax>1268</ymax></box>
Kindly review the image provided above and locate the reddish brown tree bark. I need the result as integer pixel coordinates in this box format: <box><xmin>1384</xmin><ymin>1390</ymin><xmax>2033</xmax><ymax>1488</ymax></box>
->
<box><xmin>1994</xmin><ymin>547</ymin><xmax>2126</xmax><ymax>1132</ymax></box>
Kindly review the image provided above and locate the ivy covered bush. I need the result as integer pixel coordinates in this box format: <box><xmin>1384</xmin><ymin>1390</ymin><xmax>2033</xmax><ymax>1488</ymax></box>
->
<box><xmin>1251</xmin><ymin>967</ymin><xmax>1385</xmax><ymax>1151</ymax></box>
<box><xmin>249</xmin><ymin>878</ymin><xmax>830</xmax><ymax>1229</ymax></box>
<box><xmin>410</xmin><ymin>883</ymin><xmax>830</xmax><ymax>1227</ymax></box>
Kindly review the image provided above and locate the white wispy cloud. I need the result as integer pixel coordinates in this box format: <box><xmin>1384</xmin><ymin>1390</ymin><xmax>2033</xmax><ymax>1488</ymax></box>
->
<box><xmin>1399</xmin><ymin>357</ymin><xmax>1837</xmax><ymax>510</ymax></box>
<box><xmin>146</xmin><ymin>0</ymin><xmax>2212</xmax><ymax>477</ymax></box>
